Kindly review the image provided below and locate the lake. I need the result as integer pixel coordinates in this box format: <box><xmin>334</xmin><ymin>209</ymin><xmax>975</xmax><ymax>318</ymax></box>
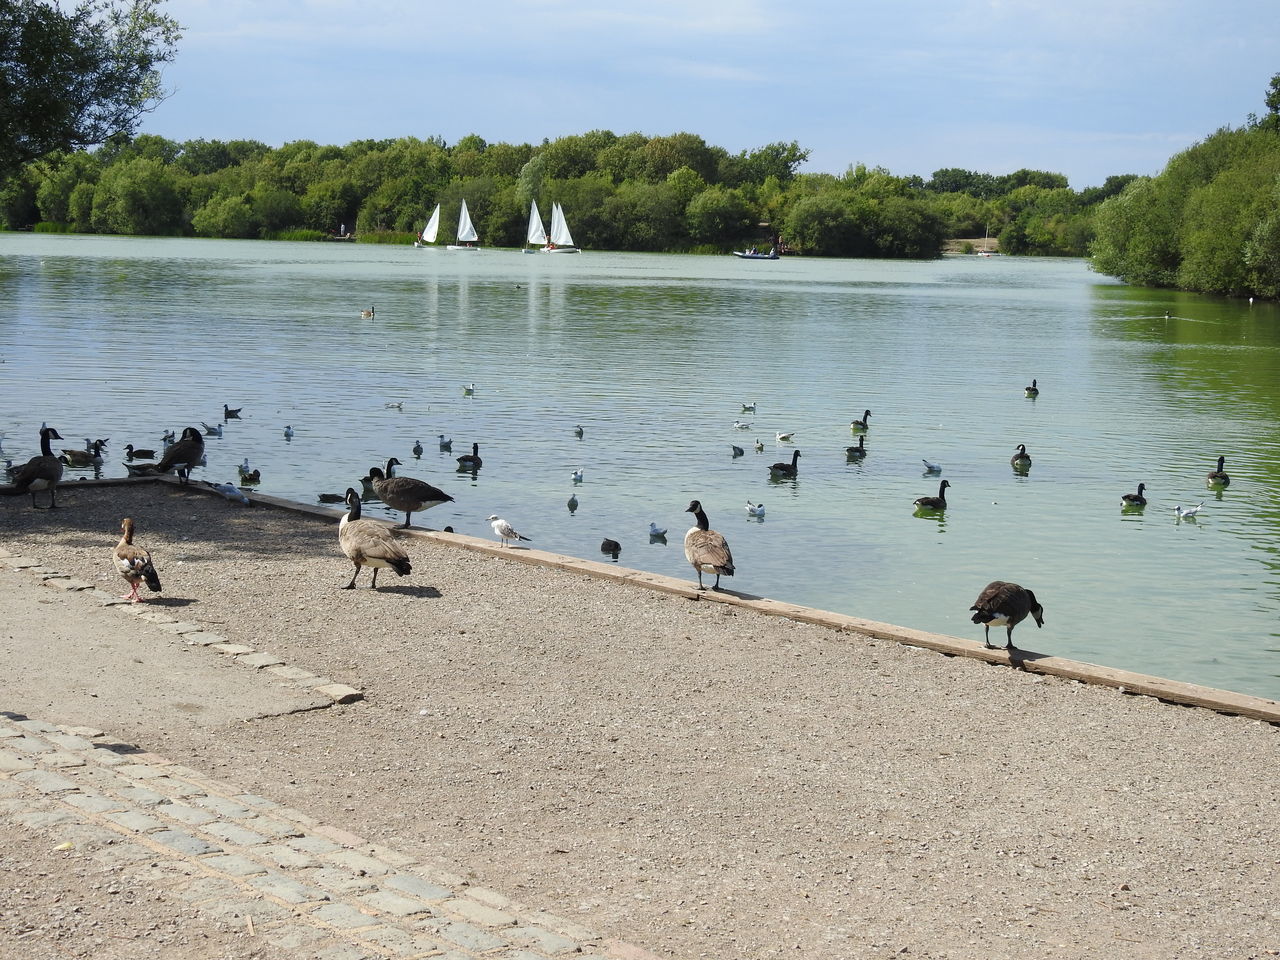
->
<box><xmin>3</xmin><ymin>234</ymin><xmax>1279</xmax><ymax>699</ymax></box>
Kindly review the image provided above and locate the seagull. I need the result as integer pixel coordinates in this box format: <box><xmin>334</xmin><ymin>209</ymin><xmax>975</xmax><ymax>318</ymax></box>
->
<box><xmin>922</xmin><ymin>459</ymin><xmax>942</xmax><ymax>474</ymax></box>
<box><xmin>571</xmin><ymin>468</ymin><xmax>584</xmax><ymax>483</ymax></box>
<box><xmin>385</xmin><ymin>401</ymin><xmax>404</xmax><ymax>410</ymax></box>
<box><xmin>199</xmin><ymin>422</ymin><xmax>223</xmax><ymax>437</ymax></box>
<box><xmin>1175</xmin><ymin>502</ymin><xmax>1204</xmax><ymax>521</ymax></box>
<box><xmin>746</xmin><ymin>501</ymin><xmax>765</xmax><ymax>517</ymax></box>
<box><xmin>573</xmin><ymin>424</ymin><xmax>584</xmax><ymax>439</ymax></box>
<box><xmin>487</xmin><ymin>514</ymin><xmax>531</xmax><ymax>547</ymax></box>
<box><xmin>412</xmin><ymin>440</ymin><xmax>423</xmax><ymax>458</ymax></box>
<box><xmin>775</xmin><ymin>431</ymin><xmax>795</xmax><ymax>442</ymax></box>
<box><xmin>161</xmin><ymin>429</ymin><xmax>176</xmax><ymax>447</ymax></box>
<box><xmin>462</xmin><ymin>383</ymin><xmax>475</xmax><ymax>396</ymax></box>
<box><xmin>567</xmin><ymin>493</ymin><xmax>579</xmax><ymax>513</ymax></box>
<box><xmin>741</xmin><ymin>401</ymin><xmax>757</xmax><ymax>413</ymax></box>
<box><xmin>438</xmin><ymin>435</ymin><xmax>452</xmax><ymax>451</ymax></box>
<box><xmin>648</xmin><ymin>522</ymin><xmax>667</xmax><ymax>538</ymax></box>
<box><xmin>730</xmin><ymin>444</ymin><xmax>744</xmax><ymax>457</ymax></box>
<box><xmin>223</xmin><ymin>404</ymin><xmax>242</xmax><ymax>419</ymax></box>
<box><xmin>754</xmin><ymin>438</ymin><xmax>764</xmax><ymax>452</ymax></box>
<box><xmin>283</xmin><ymin>425</ymin><xmax>294</xmax><ymax>440</ymax></box>
<box><xmin>733</xmin><ymin>420</ymin><xmax>752</xmax><ymax>430</ymax></box>
<box><xmin>206</xmin><ymin>481</ymin><xmax>250</xmax><ymax>505</ymax></box>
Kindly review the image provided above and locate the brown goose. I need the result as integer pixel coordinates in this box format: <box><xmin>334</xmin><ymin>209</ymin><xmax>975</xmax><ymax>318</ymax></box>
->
<box><xmin>914</xmin><ymin>479</ymin><xmax>950</xmax><ymax>510</ymax></box>
<box><xmin>366</xmin><ymin>458</ymin><xmax>454</xmax><ymax>528</ymax></box>
<box><xmin>1121</xmin><ymin>482</ymin><xmax>1147</xmax><ymax>506</ymax></box>
<box><xmin>846</xmin><ymin>436</ymin><xmax>866</xmax><ymax>459</ymax></box>
<box><xmin>1025</xmin><ymin>378</ymin><xmax>1039</xmax><ymax>398</ymax></box>
<box><xmin>155</xmin><ymin>427</ymin><xmax>205</xmax><ymax>484</ymax></box>
<box><xmin>61</xmin><ymin>439</ymin><xmax>106</xmax><ymax>467</ymax></box>
<box><xmin>969</xmin><ymin>581</ymin><xmax>1044</xmax><ymax>650</ymax></box>
<box><xmin>114</xmin><ymin>517</ymin><xmax>162</xmax><ymax>603</ymax></box>
<box><xmin>2</xmin><ymin>426</ymin><xmax>64</xmax><ymax>507</ymax></box>
<box><xmin>850</xmin><ymin>409</ymin><xmax>871</xmax><ymax>431</ymax></box>
<box><xmin>769</xmin><ymin>449</ymin><xmax>801</xmax><ymax>478</ymax></box>
<box><xmin>684</xmin><ymin>499</ymin><xmax>734</xmax><ymax>591</ymax></box>
<box><xmin>1206</xmin><ymin>455</ymin><xmax>1230</xmax><ymax>487</ymax></box>
<box><xmin>456</xmin><ymin>442</ymin><xmax>482</xmax><ymax>469</ymax></box>
<box><xmin>1011</xmin><ymin>443</ymin><xmax>1032</xmax><ymax>470</ymax></box>
<box><xmin>339</xmin><ymin>488</ymin><xmax>412</xmax><ymax>589</ymax></box>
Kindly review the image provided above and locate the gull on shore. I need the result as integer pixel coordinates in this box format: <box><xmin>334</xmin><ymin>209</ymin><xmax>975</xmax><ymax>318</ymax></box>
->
<box><xmin>488</xmin><ymin>515</ymin><xmax>531</xmax><ymax>547</ymax></box>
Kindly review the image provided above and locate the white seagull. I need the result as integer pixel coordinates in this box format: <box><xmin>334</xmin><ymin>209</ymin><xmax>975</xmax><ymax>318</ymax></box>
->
<box><xmin>283</xmin><ymin>425</ymin><xmax>294</xmax><ymax>440</ymax></box>
<box><xmin>199</xmin><ymin>422</ymin><xmax>223</xmax><ymax>437</ymax></box>
<box><xmin>206</xmin><ymin>481</ymin><xmax>250</xmax><ymax>505</ymax></box>
<box><xmin>922</xmin><ymin>459</ymin><xmax>942</xmax><ymax>474</ymax></box>
<box><xmin>648</xmin><ymin>522</ymin><xmax>667</xmax><ymax>537</ymax></box>
<box><xmin>487</xmin><ymin>515</ymin><xmax>531</xmax><ymax>547</ymax></box>
<box><xmin>775</xmin><ymin>431</ymin><xmax>795</xmax><ymax>442</ymax></box>
<box><xmin>733</xmin><ymin>420</ymin><xmax>752</xmax><ymax>430</ymax></box>
<box><xmin>741</xmin><ymin>401</ymin><xmax>757</xmax><ymax>413</ymax></box>
<box><xmin>746</xmin><ymin>501</ymin><xmax>766</xmax><ymax>517</ymax></box>
<box><xmin>571</xmin><ymin>467</ymin><xmax>584</xmax><ymax>483</ymax></box>
<box><xmin>1175</xmin><ymin>502</ymin><xmax>1205</xmax><ymax>521</ymax></box>
<box><xmin>438</xmin><ymin>435</ymin><xmax>452</xmax><ymax>450</ymax></box>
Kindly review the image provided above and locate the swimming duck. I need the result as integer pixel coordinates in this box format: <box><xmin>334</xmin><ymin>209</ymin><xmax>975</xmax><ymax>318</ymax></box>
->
<box><xmin>600</xmin><ymin>538</ymin><xmax>621</xmax><ymax>558</ymax></box>
<box><xmin>412</xmin><ymin>440</ymin><xmax>424</xmax><ymax>458</ymax></box>
<box><xmin>969</xmin><ymin>581</ymin><xmax>1044</xmax><ymax>650</ymax></box>
<box><xmin>730</xmin><ymin>444</ymin><xmax>744</xmax><ymax>458</ymax></box>
<box><xmin>124</xmin><ymin>444</ymin><xmax>156</xmax><ymax>461</ymax></box>
<box><xmin>340</xmin><ymin>488</ymin><xmax>414</xmax><ymax>590</ymax></box>
<box><xmin>684</xmin><ymin>500</ymin><xmax>734</xmax><ymax>591</ymax></box>
<box><xmin>567</xmin><ymin>493</ymin><xmax>579</xmax><ymax>513</ymax></box>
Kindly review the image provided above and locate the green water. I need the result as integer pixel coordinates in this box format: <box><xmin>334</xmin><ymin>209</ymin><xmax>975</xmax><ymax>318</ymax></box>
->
<box><xmin>2</xmin><ymin>234</ymin><xmax>1278</xmax><ymax>699</ymax></box>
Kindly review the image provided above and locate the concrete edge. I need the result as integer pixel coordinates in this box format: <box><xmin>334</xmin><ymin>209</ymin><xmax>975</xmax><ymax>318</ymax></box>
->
<box><xmin>134</xmin><ymin>476</ymin><xmax>1280</xmax><ymax>725</ymax></box>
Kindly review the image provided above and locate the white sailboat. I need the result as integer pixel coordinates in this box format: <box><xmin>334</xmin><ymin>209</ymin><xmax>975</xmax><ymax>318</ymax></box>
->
<box><xmin>543</xmin><ymin>202</ymin><xmax>580</xmax><ymax>253</ymax></box>
<box><xmin>446</xmin><ymin>200</ymin><xmax>480</xmax><ymax>251</ymax></box>
<box><xmin>413</xmin><ymin>204</ymin><xmax>440</xmax><ymax>248</ymax></box>
<box><xmin>523</xmin><ymin>200</ymin><xmax>547</xmax><ymax>254</ymax></box>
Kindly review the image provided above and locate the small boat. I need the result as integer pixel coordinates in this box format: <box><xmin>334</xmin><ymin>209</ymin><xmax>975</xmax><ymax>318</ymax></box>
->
<box><xmin>413</xmin><ymin>204</ymin><xmax>440</xmax><ymax>248</ymax></box>
<box><xmin>732</xmin><ymin>247</ymin><xmax>779</xmax><ymax>260</ymax></box>
<box><xmin>446</xmin><ymin>200</ymin><xmax>480</xmax><ymax>251</ymax></box>
<box><xmin>543</xmin><ymin>203</ymin><xmax>580</xmax><ymax>253</ymax></box>
<box><xmin>523</xmin><ymin>200</ymin><xmax>547</xmax><ymax>254</ymax></box>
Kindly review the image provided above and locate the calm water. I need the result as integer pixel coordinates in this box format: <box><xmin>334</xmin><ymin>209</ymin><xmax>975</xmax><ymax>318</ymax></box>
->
<box><xmin>3</xmin><ymin>235</ymin><xmax>1280</xmax><ymax>699</ymax></box>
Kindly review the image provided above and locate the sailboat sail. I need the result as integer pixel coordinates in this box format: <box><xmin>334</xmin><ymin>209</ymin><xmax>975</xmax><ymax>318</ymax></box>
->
<box><xmin>421</xmin><ymin>204</ymin><xmax>440</xmax><ymax>243</ymax></box>
<box><xmin>526</xmin><ymin>201</ymin><xmax>547</xmax><ymax>246</ymax></box>
<box><xmin>549</xmin><ymin>203</ymin><xmax>576</xmax><ymax>248</ymax></box>
<box><xmin>456</xmin><ymin>200</ymin><xmax>478</xmax><ymax>244</ymax></box>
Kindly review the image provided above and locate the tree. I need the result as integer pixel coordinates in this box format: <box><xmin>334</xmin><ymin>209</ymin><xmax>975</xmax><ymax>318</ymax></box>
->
<box><xmin>0</xmin><ymin>0</ymin><xmax>181</xmax><ymax>177</ymax></box>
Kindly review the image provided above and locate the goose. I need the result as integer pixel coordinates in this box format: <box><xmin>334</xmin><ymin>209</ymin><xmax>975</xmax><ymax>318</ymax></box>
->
<box><xmin>155</xmin><ymin>427</ymin><xmax>204</xmax><ymax>484</ymax></box>
<box><xmin>754</xmin><ymin>438</ymin><xmax>764</xmax><ymax>453</ymax></box>
<box><xmin>339</xmin><ymin>488</ymin><xmax>412</xmax><ymax>589</ymax></box>
<box><xmin>969</xmin><ymin>581</ymin><xmax>1044</xmax><ymax>650</ymax></box>
<box><xmin>1121</xmin><ymin>483</ymin><xmax>1147</xmax><ymax>506</ymax></box>
<box><xmin>922</xmin><ymin>458</ymin><xmax>942</xmax><ymax>474</ymax></box>
<box><xmin>567</xmin><ymin>493</ymin><xmax>579</xmax><ymax>513</ymax></box>
<box><xmin>462</xmin><ymin>383</ymin><xmax>475</xmax><ymax>396</ymax></box>
<box><xmin>600</xmin><ymin>538</ymin><xmax>621</xmax><ymax>557</ymax></box>
<box><xmin>1175</xmin><ymin>501</ymin><xmax>1205</xmax><ymax>521</ymax></box>
<box><xmin>366</xmin><ymin>459</ymin><xmax>454</xmax><ymax>528</ymax></box>
<box><xmin>487</xmin><ymin>514</ymin><xmax>531</xmax><ymax>547</ymax></box>
<box><xmin>198</xmin><ymin>422</ymin><xmax>223</xmax><ymax>438</ymax></box>
<box><xmin>317</xmin><ymin>492</ymin><xmax>346</xmax><ymax>504</ymax></box>
<box><xmin>206</xmin><ymin>480</ymin><xmax>250</xmax><ymax>505</ymax></box>
<box><xmin>573</xmin><ymin>424</ymin><xmax>584</xmax><ymax>439</ymax></box>
<box><xmin>1011</xmin><ymin>444</ymin><xmax>1032</xmax><ymax>470</ymax></box>
<box><xmin>846</xmin><ymin>437</ymin><xmax>867</xmax><ymax>459</ymax></box>
<box><xmin>61</xmin><ymin>439</ymin><xmax>107</xmax><ymax>468</ymax></box>
<box><xmin>571</xmin><ymin>467</ymin><xmax>584</xmax><ymax>483</ymax></box>
<box><xmin>769</xmin><ymin>449</ymin><xmax>801</xmax><ymax>478</ymax></box>
<box><xmin>1025</xmin><ymin>378</ymin><xmax>1039</xmax><ymax>398</ymax></box>
<box><xmin>684</xmin><ymin>500</ymin><xmax>734</xmax><ymax>591</ymax></box>
<box><xmin>412</xmin><ymin>440</ymin><xmax>423</xmax><ymax>458</ymax></box>
<box><xmin>746</xmin><ymin>500</ymin><xmax>765</xmax><ymax>517</ymax></box>
<box><xmin>223</xmin><ymin>404</ymin><xmax>242</xmax><ymax>419</ymax></box>
<box><xmin>114</xmin><ymin>517</ymin><xmax>162</xmax><ymax>604</ymax></box>
<box><xmin>437</xmin><ymin>435</ymin><xmax>452</xmax><ymax>451</ymax></box>
<box><xmin>123</xmin><ymin>462</ymin><xmax>159</xmax><ymax>477</ymax></box>
<box><xmin>648</xmin><ymin>522</ymin><xmax>667</xmax><ymax>538</ymax></box>
<box><xmin>1206</xmin><ymin>455</ymin><xmax>1230</xmax><ymax>487</ymax></box>
<box><xmin>741</xmin><ymin>401</ymin><xmax>757</xmax><ymax>413</ymax></box>
<box><xmin>360</xmin><ymin>305</ymin><xmax>375</xmax><ymax>320</ymax></box>
<box><xmin>775</xmin><ymin>431</ymin><xmax>795</xmax><ymax>442</ymax></box>
<box><xmin>456</xmin><ymin>443</ymin><xmax>483</xmax><ymax>470</ymax></box>
<box><xmin>914</xmin><ymin>479</ymin><xmax>950</xmax><ymax>510</ymax></box>
<box><xmin>2</xmin><ymin>426</ymin><xmax>64</xmax><ymax>507</ymax></box>
<box><xmin>283</xmin><ymin>425</ymin><xmax>294</xmax><ymax>440</ymax></box>
<box><xmin>730</xmin><ymin>444</ymin><xmax>744</xmax><ymax>458</ymax></box>
<box><xmin>850</xmin><ymin>410</ymin><xmax>871</xmax><ymax>431</ymax></box>
<box><xmin>124</xmin><ymin>444</ymin><xmax>156</xmax><ymax>461</ymax></box>
<box><xmin>733</xmin><ymin>420</ymin><xmax>752</xmax><ymax>430</ymax></box>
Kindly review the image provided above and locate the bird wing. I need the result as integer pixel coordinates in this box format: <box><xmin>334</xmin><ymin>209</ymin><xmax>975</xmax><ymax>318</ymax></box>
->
<box><xmin>684</xmin><ymin>529</ymin><xmax>733</xmax><ymax>572</ymax></box>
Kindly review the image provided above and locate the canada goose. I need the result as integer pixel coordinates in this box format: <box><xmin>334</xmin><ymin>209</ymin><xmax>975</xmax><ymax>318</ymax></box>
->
<box><xmin>206</xmin><ymin>480</ymin><xmax>250</xmax><ymax>505</ymax></box>
<box><xmin>366</xmin><ymin>459</ymin><xmax>454</xmax><ymax>528</ymax></box>
<box><xmin>360</xmin><ymin>305</ymin><xmax>375</xmax><ymax>319</ymax></box>
<box><xmin>2</xmin><ymin>426</ymin><xmax>64</xmax><ymax>507</ymax></box>
<box><xmin>600</xmin><ymin>538</ymin><xmax>621</xmax><ymax>557</ymax></box>
<box><xmin>61</xmin><ymin>439</ymin><xmax>107</xmax><ymax>468</ymax></box>
<box><xmin>769</xmin><ymin>449</ymin><xmax>801</xmax><ymax>478</ymax></box>
<box><xmin>776</xmin><ymin>431</ymin><xmax>795</xmax><ymax>442</ymax></box>
<box><xmin>850</xmin><ymin>410</ymin><xmax>871</xmax><ymax>431</ymax></box>
<box><xmin>412</xmin><ymin>440</ymin><xmax>423</xmax><ymax>458</ymax></box>
<box><xmin>969</xmin><ymin>581</ymin><xmax>1044</xmax><ymax>650</ymax></box>
<box><xmin>198</xmin><ymin>422</ymin><xmax>223</xmax><ymax>438</ymax></box>
<box><xmin>339</xmin><ymin>488</ymin><xmax>412</xmax><ymax>589</ymax></box>
<box><xmin>155</xmin><ymin>427</ymin><xmax>204</xmax><ymax>484</ymax></box>
<box><xmin>731</xmin><ymin>444</ymin><xmax>744</xmax><ymax>458</ymax></box>
<box><xmin>283</xmin><ymin>425</ymin><xmax>294</xmax><ymax>440</ymax></box>
<box><xmin>684</xmin><ymin>500</ymin><xmax>734</xmax><ymax>591</ymax></box>
<box><xmin>456</xmin><ymin>443</ymin><xmax>482</xmax><ymax>469</ymax></box>
<box><xmin>1025</xmin><ymin>378</ymin><xmax>1039</xmax><ymax>398</ymax></box>
<box><xmin>124</xmin><ymin>444</ymin><xmax>156</xmax><ymax>461</ymax></box>
<box><xmin>573</xmin><ymin>424</ymin><xmax>584</xmax><ymax>438</ymax></box>
<box><xmin>223</xmin><ymin>404</ymin><xmax>242</xmax><ymax>419</ymax></box>
<box><xmin>1175</xmin><ymin>501</ymin><xmax>1205</xmax><ymax>521</ymax></box>
<box><xmin>914</xmin><ymin>479</ymin><xmax>950</xmax><ymax>510</ymax></box>
<box><xmin>114</xmin><ymin>517</ymin><xmax>162</xmax><ymax>603</ymax></box>
<box><xmin>1206</xmin><ymin>455</ymin><xmax>1230</xmax><ymax>487</ymax></box>
<box><xmin>567</xmin><ymin>493</ymin><xmax>579</xmax><ymax>513</ymax></box>
<box><xmin>733</xmin><ymin>420</ymin><xmax>752</xmax><ymax>430</ymax></box>
<box><xmin>746</xmin><ymin>500</ymin><xmax>765</xmax><ymax>517</ymax></box>
<box><xmin>741</xmin><ymin>401</ymin><xmax>757</xmax><ymax>413</ymax></box>
<box><xmin>487</xmin><ymin>514</ymin><xmax>531</xmax><ymax>547</ymax></box>
<box><xmin>846</xmin><ymin>437</ymin><xmax>867</xmax><ymax>459</ymax></box>
<box><xmin>571</xmin><ymin>467</ymin><xmax>584</xmax><ymax>483</ymax></box>
<box><xmin>922</xmin><ymin>458</ymin><xmax>941</xmax><ymax>473</ymax></box>
<box><xmin>1121</xmin><ymin>483</ymin><xmax>1147</xmax><ymax>506</ymax></box>
<box><xmin>754</xmin><ymin>438</ymin><xmax>764</xmax><ymax>452</ymax></box>
<box><xmin>648</xmin><ymin>522</ymin><xmax>667</xmax><ymax>538</ymax></box>
<box><xmin>1011</xmin><ymin>444</ymin><xmax>1032</xmax><ymax>470</ymax></box>
<box><xmin>438</xmin><ymin>435</ymin><xmax>452</xmax><ymax>451</ymax></box>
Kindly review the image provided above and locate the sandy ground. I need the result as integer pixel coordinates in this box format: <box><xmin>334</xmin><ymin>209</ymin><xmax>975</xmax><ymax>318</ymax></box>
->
<box><xmin>2</xmin><ymin>481</ymin><xmax>1279</xmax><ymax>960</ymax></box>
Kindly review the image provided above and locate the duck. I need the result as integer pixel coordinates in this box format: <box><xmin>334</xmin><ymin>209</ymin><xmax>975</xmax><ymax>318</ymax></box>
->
<box><xmin>366</xmin><ymin>458</ymin><xmax>454</xmax><ymax>528</ymax></box>
<box><xmin>198</xmin><ymin>422</ymin><xmax>223</xmax><ymax>438</ymax></box>
<box><xmin>730</xmin><ymin>444</ymin><xmax>744</xmax><ymax>458</ymax></box>
<box><xmin>206</xmin><ymin>480</ymin><xmax>250</xmax><ymax>505</ymax></box>
<box><xmin>846</xmin><ymin>436</ymin><xmax>867</xmax><ymax>460</ymax></box>
<box><xmin>124</xmin><ymin>444</ymin><xmax>156</xmax><ymax>461</ymax></box>
<box><xmin>775</xmin><ymin>431</ymin><xmax>795</xmax><ymax>442</ymax></box>
<box><xmin>283</xmin><ymin>425</ymin><xmax>294</xmax><ymax>440</ymax></box>
<box><xmin>573</xmin><ymin>424</ymin><xmax>584</xmax><ymax>439</ymax></box>
<box><xmin>684</xmin><ymin>500</ymin><xmax>734</xmax><ymax>591</ymax></box>
<box><xmin>1206</xmin><ymin>455</ymin><xmax>1230</xmax><ymax>487</ymax></box>
<box><xmin>438</xmin><ymin>435</ymin><xmax>453</xmax><ymax>451</ymax></box>
<box><xmin>769</xmin><ymin>449</ymin><xmax>801</xmax><ymax>478</ymax></box>
<box><xmin>339</xmin><ymin>488</ymin><xmax>413</xmax><ymax>590</ymax></box>
<box><xmin>567</xmin><ymin>493</ymin><xmax>579</xmax><ymax>513</ymax></box>
<box><xmin>155</xmin><ymin>427</ymin><xmax>205</xmax><ymax>484</ymax></box>
<box><xmin>914</xmin><ymin>479</ymin><xmax>950</xmax><ymax>510</ymax></box>
<box><xmin>922</xmin><ymin>458</ymin><xmax>942</xmax><ymax>474</ymax></box>
<box><xmin>239</xmin><ymin>468</ymin><xmax>261</xmax><ymax>485</ymax></box>
<box><xmin>740</xmin><ymin>401</ymin><xmax>757</xmax><ymax>413</ymax></box>
<box><xmin>648</xmin><ymin>522</ymin><xmax>667</xmax><ymax>538</ymax></box>
<box><xmin>1011</xmin><ymin>444</ymin><xmax>1032</xmax><ymax>470</ymax></box>
<box><xmin>1121</xmin><ymin>483</ymin><xmax>1147</xmax><ymax>507</ymax></box>
<box><xmin>113</xmin><ymin>517</ymin><xmax>162</xmax><ymax>603</ymax></box>
<box><xmin>487</xmin><ymin>514</ymin><xmax>531</xmax><ymax>547</ymax></box>
<box><xmin>412</xmin><ymin>440</ymin><xmax>424</xmax><ymax>458</ymax></box>
<box><xmin>1025</xmin><ymin>378</ymin><xmax>1039</xmax><ymax>398</ymax></box>
<box><xmin>600</xmin><ymin>538</ymin><xmax>621</xmax><ymax>558</ymax></box>
<box><xmin>2</xmin><ymin>425</ymin><xmax>64</xmax><ymax>508</ymax></box>
<box><xmin>754</xmin><ymin>438</ymin><xmax>764</xmax><ymax>453</ymax></box>
<box><xmin>850</xmin><ymin>410</ymin><xmax>871</xmax><ymax>431</ymax></box>
<box><xmin>1175</xmin><ymin>501</ymin><xmax>1205</xmax><ymax>521</ymax></box>
<box><xmin>123</xmin><ymin>462</ymin><xmax>159</xmax><ymax>477</ymax></box>
<box><xmin>457</xmin><ymin>442</ymin><xmax>483</xmax><ymax>470</ymax></box>
<box><xmin>317</xmin><ymin>492</ymin><xmax>346</xmax><ymax>504</ymax></box>
<box><xmin>969</xmin><ymin>581</ymin><xmax>1044</xmax><ymax>650</ymax></box>
<box><xmin>61</xmin><ymin>439</ymin><xmax>107</xmax><ymax>468</ymax></box>
<box><xmin>571</xmin><ymin>467</ymin><xmax>584</xmax><ymax>483</ymax></box>
<box><xmin>746</xmin><ymin>500</ymin><xmax>765</xmax><ymax>517</ymax></box>
<box><xmin>733</xmin><ymin>420</ymin><xmax>752</xmax><ymax>430</ymax></box>
<box><xmin>223</xmin><ymin>404</ymin><xmax>242</xmax><ymax>419</ymax></box>
<box><xmin>360</xmin><ymin>305</ymin><xmax>375</xmax><ymax>320</ymax></box>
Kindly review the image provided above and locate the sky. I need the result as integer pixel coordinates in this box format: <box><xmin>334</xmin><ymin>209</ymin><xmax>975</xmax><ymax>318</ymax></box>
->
<box><xmin>137</xmin><ymin>0</ymin><xmax>1280</xmax><ymax>189</ymax></box>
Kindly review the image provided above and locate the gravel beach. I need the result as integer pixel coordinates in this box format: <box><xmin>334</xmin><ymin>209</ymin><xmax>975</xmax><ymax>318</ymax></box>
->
<box><xmin>2</xmin><ymin>480</ymin><xmax>1278</xmax><ymax>959</ymax></box>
